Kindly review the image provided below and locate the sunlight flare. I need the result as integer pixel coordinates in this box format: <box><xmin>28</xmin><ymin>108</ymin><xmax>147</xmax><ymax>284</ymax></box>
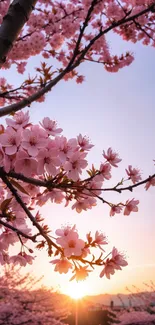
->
<box><xmin>66</xmin><ymin>281</ymin><xmax>90</xmax><ymax>299</ymax></box>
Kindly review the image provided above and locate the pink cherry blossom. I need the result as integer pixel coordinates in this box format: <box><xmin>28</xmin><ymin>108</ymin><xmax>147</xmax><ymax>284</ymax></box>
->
<box><xmin>76</xmin><ymin>75</ymin><xmax>85</xmax><ymax>84</ymax></box>
<box><xmin>110</xmin><ymin>205</ymin><xmax>123</xmax><ymax>217</ymax></box>
<box><xmin>55</xmin><ymin>225</ymin><xmax>76</xmax><ymax>237</ymax></box>
<box><xmin>100</xmin><ymin>163</ymin><xmax>112</xmax><ymax>180</ymax></box>
<box><xmin>37</xmin><ymin>148</ymin><xmax>60</xmax><ymax>175</ymax></box>
<box><xmin>23</xmin><ymin>253</ymin><xmax>35</xmax><ymax>264</ymax></box>
<box><xmin>14</xmin><ymin>150</ymin><xmax>37</xmax><ymax>176</ymax></box>
<box><xmin>85</xmin><ymin>178</ymin><xmax>103</xmax><ymax>196</ymax></box>
<box><xmin>124</xmin><ymin>199</ymin><xmax>139</xmax><ymax>216</ymax></box>
<box><xmin>3</xmin><ymin>153</ymin><xmax>13</xmax><ymax>173</ymax></box>
<box><xmin>40</xmin><ymin>117</ymin><xmax>62</xmax><ymax>136</ymax></box>
<box><xmin>126</xmin><ymin>165</ymin><xmax>142</xmax><ymax>184</ymax></box>
<box><xmin>0</xmin><ymin>239</ymin><xmax>8</xmax><ymax>252</ymax></box>
<box><xmin>17</xmin><ymin>61</ymin><xmax>27</xmax><ymax>74</ymax></box>
<box><xmin>145</xmin><ymin>177</ymin><xmax>155</xmax><ymax>190</ymax></box>
<box><xmin>0</xmin><ymin>127</ymin><xmax>21</xmax><ymax>155</ymax></box>
<box><xmin>21</xmin><ymin>126</ymin><xmax>46</xmax><ymax>156</ymax></box>
<box><xmin>55</xmin><ymin>136</ymin><xmax>78</xmax><ymax>162</ymax></box>
<box><xmin>100</xmin><ymin>249</ymin><xmax>127</xmax><ymax>279</ymax></box>
<box><xmin>47</xmin><ymin>189</ymin><xmax>65</xmax><ymax>204</ymax></box>
<box><xmin>6</xmin><ymin>111</ymin><xmax>29</xmax><ymax>130</ymax></box>
<box><xmin>56</xmin><ymin>231</ymin><xmax>85</xmax><ymax>257</ymax></box>
<box><xmin>64</xmin><ymin>151</ymin><xmax>88</xmax><ymax>181</ymax></box>
<box><xmin>94</xmin><ymin>231</ymin><xmax>108</xmax><ymax>249</ymax></box>
<box><xmin>72</xmin><ymin>197</ymin><xmax>96</xmax><ymax>213</ymax></box>
<box><xmin>12</xmin><ymin>211</ymin><xmax>27</xmax><ymax>226</ymax></box>
<box><xmin>10</xmin><ymin>193</ymin><xmax>31</xmax><ymax>214</ymax></box>
<box><xmin>103</xmin><ymin>148</ymin><xmax>122</xmax><ymax>167</ymax></box>
<box><xmin>0</xmin><ymin>230</ymin><xmax>18</xmax><ymax>247</ymax></box>
<box><xmin>81</xmin><ymin>247</ymin><xmax>90</xmax><ymax>258</ymax></box>
<box><xmin>111</xmin><ymin>247</ymin><xmax>128</xmax><ymax>269</ymax></box>
<box><xmin>0</xmin><ymin>253</ymin><xmax>9</xmax><ymax>265</ymax></box>
<box><xmin>24</xmin><ymin>183</ymin><xmax>40</xmax><ymax>196</ymax></box>
<box><xmin>77</xmin><ymin>134</ymin><xmax>94</xmax><ymax>151</ymax></box>
<box><xmin>51</xmin><ymin>258</ymin><xmax>73</xmax><ymax>274</ymax></box>
<box><xmin>9</xmin><ymin>252</ymin><xmax>34</xmax><ymax>266</ymax></box>
<box><xmin>100</xmin><ymin>260</ymin><xmax>116</xmax><ymax>279</ymax></box>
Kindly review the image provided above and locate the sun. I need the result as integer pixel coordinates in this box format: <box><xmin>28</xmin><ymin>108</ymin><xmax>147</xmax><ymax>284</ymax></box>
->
<box><xmin>66</xmin><ymin>281</ymin><xmax>89</xmax><ymax>300</ymax></box>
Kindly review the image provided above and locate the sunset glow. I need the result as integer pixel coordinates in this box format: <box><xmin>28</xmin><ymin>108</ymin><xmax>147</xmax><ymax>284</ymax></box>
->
<box><xmin>65</xmin><ymin>281</ymin><xmax>90</xmax><ymax>299</ymax></box>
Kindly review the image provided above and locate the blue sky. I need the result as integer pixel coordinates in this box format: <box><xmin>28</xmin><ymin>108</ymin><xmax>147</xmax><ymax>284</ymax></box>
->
<box><xmin>1</xmin><ymin>32</ymin><xmax>155</xmax><ymax>295</ymax></box>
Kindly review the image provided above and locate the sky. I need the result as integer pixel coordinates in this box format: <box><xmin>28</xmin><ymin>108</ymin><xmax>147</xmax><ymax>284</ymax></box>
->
<box><xmin>1</xmin><ymin>32</ymin><xmax>155</xmax><ymax>297</ymax></box>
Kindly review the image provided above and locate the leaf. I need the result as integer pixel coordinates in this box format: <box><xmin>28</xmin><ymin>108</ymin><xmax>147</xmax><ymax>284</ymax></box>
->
<box><xmin>1</xmin><ymin>198</ymin><xmax>12</xmax><ymax>212</ymax></box>
<box><xmin>10</xmin><ymin>179</ymin><xmax>29</xmax><ymax>195</ymax></box>
<box><xmin>87</xmin><ymin>231</ymin><xmax>92</xmax><ymax>244</ymax></box>
<box><xmin>9</xmin><ymin>111</ymin><xmax>15</xmax><ymax>116</ymax></box>
<box><xmin>86</xmin><ymin>170</ymin><xmax>92</xmax><ymax>176</ymax></box>
<box><xmin>36</xmin><ymin>241</ymin><xmax>45</xmax><ymax>250</ymax></box>
<box><xmin>54</xmin><ymin>249</ymin><xmax>60</xmax><ymax>257</ymax></box>
<box><xmin>52</xmin><ymin>7</ymin><xmax>57</xmax><ymax>14</ymax></box>
<box><xmin>48</xmin><ymin>246</ymin><xmax>53</xmax><ymax>257</ymax></box>
<box><xmin>0</xmin><ymin>125</ymin><xmax>4</xmax><ymax>134</ymax></box>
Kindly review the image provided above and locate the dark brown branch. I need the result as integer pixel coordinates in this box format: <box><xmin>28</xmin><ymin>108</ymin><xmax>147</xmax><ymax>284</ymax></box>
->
<box><xmin>133</xmin><ymin>19</ymin><xmax>154</xmax><ymax>41</ymax></box>
<box><xmin>0</xmin><ymin>215</ymin><xmax>37</xmax><ymax>241</ymax></box>
<box><xmin>7</xmin><ymin>170</ymin><xmax>47</xmax><ymax>187</ymax></box>
<box><xmin>4</xmin><ymin>168</ymin><xmax>155</xmax><ymax>194</ymax></box>
<box><xmin>67</xmin><ymin>0</ymin><xmax>98</xmax><ymax>68</ymax></box>
<box><xmin>0</xmin><ymin>0</ymin><xmax>37</xmax><ymax>66</ymax></box>
<box><xmin>102</xmin><ymin>173</ymin><xmax>155</xmax><ymax>193</ymax></box>
<box><xmin>87</xmin><ymin>174</ymin><xmax>155</xmax><ymax>193</ymax></box>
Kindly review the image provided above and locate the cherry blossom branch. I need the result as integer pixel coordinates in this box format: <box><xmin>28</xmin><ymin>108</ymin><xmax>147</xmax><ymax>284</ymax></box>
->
<box><xmin>76</xmin><ymin>3</ymin><xmax>155</xmax><ymax>64</ymax></box>
<box><xmin>0</xmin><ymin>2</ymin><xmax>155</xmax><ymax>117</ymax></box>
<box><xmin>0</xmin><ymin>0</ymin><xmax>37</xmax><ymax>66</ymax></box>
<box><xmin>99</xmin><ymin>174</ymin><xmax>155</xmax><ymax>193</ymax></box>
<box><xmin>0</xmin><ymin>67</ymin><xmax>72</xmax><ymax>117</ymax></box>
<box><xmin>6</xmin><ymin>170</ymin><xmax>47</xmax><ymax>187</ymax></box>
<box><xmin>0</xmin><ymin>168</ymin><xmax>62</xmax><ymax>252</ymax></box>
<box><xmin>133</xmin><ymin>19</ymin><xmax>154</xmax><ymax>41</ymax></box>
<box><xmin>0</xmin><ymin>215</ymin><xmax>37</xmax><ymax>241</ymax></box>
<box><xmin>0</xmin><ymin>172</ymin><xmax>125</xmax><ymax>273</ymax></box>
<box><xmin>90</xmin><ymin>191</ymin><xmax>112</xmax><ymax>206</ymax></box>
<box><xmin>0</xmin><ymin>85</ymin><xmax>23</xmax><ymax>97</ymax></box>
<box><xmin>17</xmin><ymin>8</ymin><xmax>82</xmax><ymax>42</ymax></box>
<box><xmin>4</xmin><ymin>168</ymin><xmax>155</xmax><ymax>193</ymax></box>
<box><xmin>67</xmin><ymin>0</ymin><xmax>98</xmax><ymax>68</ymax></box>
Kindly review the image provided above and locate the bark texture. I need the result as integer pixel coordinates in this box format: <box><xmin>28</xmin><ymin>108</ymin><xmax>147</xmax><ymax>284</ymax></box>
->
<box><xmin>0</xmin><ymin>0</ymin><xmax>37</xmax><ymax>66</ymax></box>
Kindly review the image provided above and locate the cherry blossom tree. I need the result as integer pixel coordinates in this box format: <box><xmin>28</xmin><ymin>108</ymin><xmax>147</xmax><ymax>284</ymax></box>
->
<box><xmin>114</xmin><ymin>310</ymin><xmax>155</xmax><ymax>325</ymax></box>
<box><xmin>0</xmin><ymin>264</ymin><xmax>69</xmax><ymax>325</ymax></box>
<box><xmin>112</xmin><ymin>282</ymin><xmax>155</xmax><ymax>325</ymax></box>
<box><xmin>0</xmin><ymin>0</ymin><xmax>154</xmax><ymax>281</ymax></box>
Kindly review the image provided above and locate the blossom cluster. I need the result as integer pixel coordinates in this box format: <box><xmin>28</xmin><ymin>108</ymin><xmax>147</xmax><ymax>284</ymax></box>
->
<box><xmin>51</xmin><ymin>226</ymin><xmax>127</xmax><ymax>280</ymax></box>
<box><xmin>0</xmin><ymin>111</ymin><xmax>154</xmax><ymax>280</ymax></box>
<box><xmin>114</xmin><ymin>310</ymin><xmax>155</xmax><ymax>325</ymax></box>
<box><xmin>0</xmin><ymin>265</ymin><xmax>69</xmax><ymax>325</ymax></box>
